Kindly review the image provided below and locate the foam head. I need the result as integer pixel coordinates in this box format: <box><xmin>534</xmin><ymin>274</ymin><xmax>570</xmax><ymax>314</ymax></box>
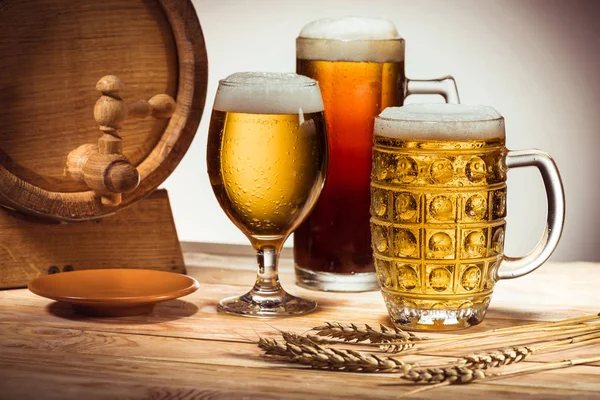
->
<box><xmin>213</xmin><ymin>72</ymin><xmax>324</xmax><ymax>114</ymax></box>
<box><xmin>299</xmin><ymin>17</ymin><xmax>401</xmax><ymax>40</ymax></box>
<box><xmin>375</xmin><ymin>104</ymin><xmax>505</xmax><ymax>140</ymax></box>
<box><xmin>297</xmin><ymin>17</ymin><xmax>404</xmax><ymax>62</ymax></box>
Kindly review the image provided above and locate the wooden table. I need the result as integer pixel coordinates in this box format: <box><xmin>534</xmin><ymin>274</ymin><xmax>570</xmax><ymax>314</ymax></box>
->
<box><xmin>1</xmin><ymin>243</ymin><xmax>599</xmax><ymax>399</ymax></box>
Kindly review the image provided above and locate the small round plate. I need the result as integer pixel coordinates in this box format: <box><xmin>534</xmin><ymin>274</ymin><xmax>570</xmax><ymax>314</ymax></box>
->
<box><xmin>28</xmin><ymin>269</ymin><xmax>199</xmax><ymax>317</ymax></box>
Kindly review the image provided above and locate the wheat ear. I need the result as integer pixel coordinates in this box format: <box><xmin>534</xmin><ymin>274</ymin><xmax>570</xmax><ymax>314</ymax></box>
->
<box><xmin>312</xmin><ymin>322</ymin><xmax>418</xmax><ymax>342</ymax></box>
<box><xmin>258</xmin><ymin>337</ymin><xmax>411</xmax><ymax>373</ymax></box>
<box><xmin>400</xmin><ymin>355</ymin><xmax>600</xmax><ymax>398</ymax></box>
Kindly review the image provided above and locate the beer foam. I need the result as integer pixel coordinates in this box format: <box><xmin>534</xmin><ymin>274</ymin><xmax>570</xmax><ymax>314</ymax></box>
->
<box><xmin>214</xmin><ymin>72</ymin><xmax>324</xmax><ymax>114</ymax></box>
<box><xmin>375</xmin><ymin>104</ymin><xmax>505</xmax><ymax>140</ymax></box>
<box><xmin>297</xmin><ymin>17</ymin><xmax>404</xmax><ymax>62</ymax></box>
<box><xmin>299</xmin><ymin>17</ymin><xmax>401</xmax><ymax>40</ymax></box>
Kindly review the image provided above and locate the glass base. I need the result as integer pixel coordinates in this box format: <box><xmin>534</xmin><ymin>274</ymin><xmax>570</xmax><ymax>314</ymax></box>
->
<box><xmin>218</xmin><ymin>290</ymin><xmax>317</xmax><ymax>318</ymax></box>
<box><xmin>382</xmin><ymin>292</ymin><xmax>491</xmax><ymax>331</ymax></box>
<box><xmin>295</xmin><ymin>265</ymin><xmax>380</xmax><ymax>292</ymax></box>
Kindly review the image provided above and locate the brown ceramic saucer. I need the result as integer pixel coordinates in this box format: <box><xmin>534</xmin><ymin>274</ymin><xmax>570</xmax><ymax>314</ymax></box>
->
<box><xmin>28</xmin><ymin>269</ymin><xmax>199</xmax><ymax>317</ymax></box>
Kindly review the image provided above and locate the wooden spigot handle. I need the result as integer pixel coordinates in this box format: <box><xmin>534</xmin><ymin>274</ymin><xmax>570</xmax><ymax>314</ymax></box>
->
<box><xmin>128</xmin><ymin>94</ymin><xmax>177</xmax><ymax>119</ymax></box>
<box><xmin>66</xmin><ymin>75</ymin><xmax>176</xmax><ymax>207</ymax></box>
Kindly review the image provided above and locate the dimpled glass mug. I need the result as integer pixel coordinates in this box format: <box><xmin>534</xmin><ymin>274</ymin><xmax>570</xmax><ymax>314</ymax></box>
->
<box><xmin>370</xmin><ymin>104</ymin><xmax>565</xmax><ymax>330</ymax></box>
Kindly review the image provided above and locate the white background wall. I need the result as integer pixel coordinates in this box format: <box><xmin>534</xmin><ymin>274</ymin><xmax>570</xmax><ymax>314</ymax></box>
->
<box><xmin>162</xmin><ymin>0</ymin><xmax>600</xmax><ymax>262</ymax></box>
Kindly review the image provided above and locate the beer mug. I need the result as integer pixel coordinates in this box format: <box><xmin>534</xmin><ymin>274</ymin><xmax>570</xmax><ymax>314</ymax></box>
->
<box><xmin>294</xmin><ymin>17</ymin><xmax>459</xmax><ymax>292</ymax></box>
<box><xmin>370</xmin><ymin>104</ymin><xmax>565</xmax><ymax>330</ymax></box>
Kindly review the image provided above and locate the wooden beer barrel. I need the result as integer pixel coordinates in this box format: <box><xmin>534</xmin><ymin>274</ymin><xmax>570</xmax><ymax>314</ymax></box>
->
<box><xmin>0</xmin><ymin>0</ymin><xmax>208</xmax><ymax>221</ymax></box>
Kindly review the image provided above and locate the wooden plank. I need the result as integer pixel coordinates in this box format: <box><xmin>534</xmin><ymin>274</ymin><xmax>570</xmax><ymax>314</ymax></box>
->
<box><xmin>1</xmin><ymin>244</ymin><xmax>599</xmax><ymax>399</ymax></box>
<box><xmin>1</xmin><ymin>321</ymin><xmax>598</xmax><ymax>371</ymax></box>
<box><xmin>1</xmin><ymin>347</ymin><xmax>600</xmax><ymax>400</ymax></box>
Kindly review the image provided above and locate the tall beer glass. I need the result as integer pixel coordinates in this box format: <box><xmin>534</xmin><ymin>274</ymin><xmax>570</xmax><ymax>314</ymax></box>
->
<box><xmin>207</xmin><ymin>72</ymin><xmax>327</xmax><ymax>317</ymax></box>
<box><xmin>371</xmin><ymin>104</ymin><xmax>565</xmax><ymax>330</ymax></box>
<box><xmin>294</xmin><ymin>17</ymin><xmax>460</xmax><ymax>292</ymax></box>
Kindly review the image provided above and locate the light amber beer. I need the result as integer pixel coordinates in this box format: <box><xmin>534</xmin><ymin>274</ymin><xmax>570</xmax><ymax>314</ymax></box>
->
<box><xmin>294</xmin><ymin>17</ymin><xmax>405</xmax><ymax>291</ymax></box>
<box><xmin>207</xmin><ymin>74</ymin><xmax>327</xmax><ymax>249</ymax></box>
<box><xmin>208</xmin><ymin>110</ymin><xmax>327</xmax><ymax>245</ymax></box>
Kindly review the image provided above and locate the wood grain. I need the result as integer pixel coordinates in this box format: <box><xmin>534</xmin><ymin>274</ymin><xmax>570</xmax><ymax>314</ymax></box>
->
<box><xmin>1</xmin><ymin>345</ymin><xmax>599</xmax><ymax>400</ymax></box>
<box><xmin>0</xmin><ymin>245</ymin><xmax>598</xmax><ymax>399</ymax></box>
<box><xmin>0</xmin><ymin>189</ymin><xmax>184</xmax><ymax>289</ymax></box>
<box><xmin>0</xmin><ymin>0</ymin><xmax>208</xmax><ymax>221</ymax></box>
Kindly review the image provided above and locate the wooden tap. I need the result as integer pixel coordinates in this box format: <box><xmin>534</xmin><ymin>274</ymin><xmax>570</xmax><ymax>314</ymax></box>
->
<box><xmin>66</xmin><ymin>75</ymin><xmax>176</xmax><ymax>206</ymax></box>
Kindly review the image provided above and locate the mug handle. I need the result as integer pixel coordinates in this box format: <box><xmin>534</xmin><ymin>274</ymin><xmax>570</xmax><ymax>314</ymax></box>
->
<box><xmin>405</xmin><ymin>75</ymin><xmax>460</xmax><ymax>104</ymax></box>
<box><xmin>497</xmin><ymin>149</ymin><xmax>566</xmax><ymax>279</ymax></box>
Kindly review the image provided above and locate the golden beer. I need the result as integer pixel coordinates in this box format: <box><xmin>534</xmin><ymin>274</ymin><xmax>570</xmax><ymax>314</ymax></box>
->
<box><xmin>371</xmin><ymin>104</ymin><xmax>508</xmax><ymax>330</ymax></box>
<box><xmin>207</xmin><ymin>110</ymin><xmax>327</xmax><ymax>246</ymax></box>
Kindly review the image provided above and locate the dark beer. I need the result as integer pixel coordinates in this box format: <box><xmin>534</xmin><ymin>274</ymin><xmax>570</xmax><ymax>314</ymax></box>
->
<box><xmin>294</xmin><ymin>18</ymin><xmax>405</xmax><ymax>290</ymax></box>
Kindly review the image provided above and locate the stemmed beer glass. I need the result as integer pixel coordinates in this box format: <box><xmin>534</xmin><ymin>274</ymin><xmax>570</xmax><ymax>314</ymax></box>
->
<box><xmin>207</xmin><ymin>72</ymin><xmax>327</xmax><ymax>317</ymax></box>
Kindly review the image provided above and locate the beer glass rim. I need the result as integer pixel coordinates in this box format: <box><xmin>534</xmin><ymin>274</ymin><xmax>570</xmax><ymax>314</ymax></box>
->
<box><xmin>376</xmin><ymin>114</ymin><xmax>504</xmax><ymax>124</ymax></box>
<box><xmin>296</xmin><ymin>36</ymin><xmax>404</xmax><ymax>43</ymax></box>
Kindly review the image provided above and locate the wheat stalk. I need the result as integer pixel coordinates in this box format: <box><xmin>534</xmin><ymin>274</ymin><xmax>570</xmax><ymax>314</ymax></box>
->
<box><xmin>258</xmin><ymin>312</ymin><xmax>600</xmax><ymax>397</ymax></box>
<box><xmin>404</xmin><ymin>365</ymin><xmax>486</xmax><ymax>384</ymax></box>
<box><xmin>311</xmin><ymin>314</ymin><xmax>600</xmax><ymax>354</ymax></box>
<box><xmin>285</xmin><ymin>331</ymin><xmax>414</xmax><ymax>353</ymax></box>
<box><xmin>305</xmin><ymin>333</ymin><xmax>415</xmax><ymax>353</ymax></box>
<box><xmin>260</xmin><ymin>337</ymin><xmax>536</xmax><ymax>374</ymax></box>
<box><xmin>310</xmin><ymin>322</ymin><xmax>420</xmax><ymax>352</ymax></box>
<box><xmin>311</xmin><ymin>322</ymin><xmax>418</xmax><ymax>343</ymax></box>
<box><xmin>459</xmin><ymin>346</ymin><xmax>534</xmax><ymax>369</ymax></box>
<box><xmin>260</xmin><ymin>327</ymin><xmax>600</xmax><ymax>374</ymax></box>
<box><xmin>399</xmin><ymin>313</ymin><xmax>600</xmax><ymax>346</ymax></box>
<box><xmin>397</xmin><ymin>346</ymin><xmax>534</xmax><ymax>388</ymax></box>
<box><xmin>399</xmin><ymin>323</ymin><xmax>600</xmax><ymax>355</ymax></box>
<box><xmin>400</xmin><ymin>355</ymin><xmax>600</xmax><ymax>398</ymax></box>
<box><xmin>258</xmin><ymin>337</ymin><xmax>411</xmax><ymax>373</ymax></box>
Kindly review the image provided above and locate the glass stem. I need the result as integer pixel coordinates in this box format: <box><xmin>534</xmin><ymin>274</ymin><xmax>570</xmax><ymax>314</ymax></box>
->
<box><xmin>252</xmin><ymin>245</ymin><xmax>283</xmax><ymax>294</ymax></box>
